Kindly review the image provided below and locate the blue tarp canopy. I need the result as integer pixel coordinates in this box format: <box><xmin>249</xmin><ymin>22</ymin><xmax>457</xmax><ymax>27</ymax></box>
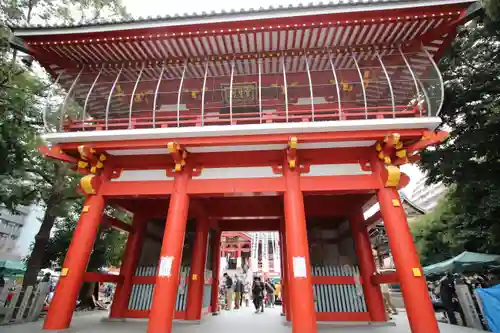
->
<box><xmin>423</xmin><ymin>251</ymin><xmax>500</xmax><ymax>276</ymax></box>
<box><xmin>477</xmin><ymin>285</ymin><xmax>500</xmax><ymax>333</ymax></box>
<box><xmin>0</xmin><ymin>260</ymin><xmax>26</xmax><ymax>276</ymax></box>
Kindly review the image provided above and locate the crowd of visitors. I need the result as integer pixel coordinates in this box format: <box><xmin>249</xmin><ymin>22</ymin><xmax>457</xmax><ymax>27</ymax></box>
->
<box><xmin>220</xmin><ymin>273</ymin><xmax>279</xmax><ymax>314</ymax></box>
<box><xmin>427</xmin><ymin>272</ymin><xmax>498</xmax><ymax>327</ymax></box>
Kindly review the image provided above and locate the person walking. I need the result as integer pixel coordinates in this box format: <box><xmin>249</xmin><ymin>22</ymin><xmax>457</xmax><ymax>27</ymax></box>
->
<box><xmin>380</xmin><ymin>282</ymin><xmax>398</xmax><ymax>318</ymax></box>
<box><xmin>265</xmin><ymin>278</ymin><xmax>276</xmax><ymax>307</ymax></box>
<box><xmin>439</xmin><ymin>273</ymin><xmax>467</xmax><ymax>326</ymax></box>
<box><xmin>244</xmin><ymin>283</ymin><xmax>250</xmax><ymax>308</ymax></box>
<box><xmin>252</xmin><ymin>276</ymin><xmax>265</xmax><ymax>313</ymax></box>
<box><xmin>234</xmin><ymin>275</ymin><xmax>243</xmax><ymax>309</ymax></box>
<box><xmin>223</xmin><ymin>273</ymin><xmax>234</xmax><ymax>310</ymax></box>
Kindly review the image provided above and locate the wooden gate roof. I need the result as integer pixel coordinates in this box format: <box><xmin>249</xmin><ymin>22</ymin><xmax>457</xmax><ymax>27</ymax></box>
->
<box><xmin>10</xmin><ymin>0</ymin><xmax>474</xmax><ymax>72</ymax></box>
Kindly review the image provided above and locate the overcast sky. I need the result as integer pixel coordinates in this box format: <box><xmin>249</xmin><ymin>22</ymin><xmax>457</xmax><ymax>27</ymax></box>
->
<box><xmin>123</xmin><ymin>0</ymin><xmax>425</xmax><ymax>196</ymax></box>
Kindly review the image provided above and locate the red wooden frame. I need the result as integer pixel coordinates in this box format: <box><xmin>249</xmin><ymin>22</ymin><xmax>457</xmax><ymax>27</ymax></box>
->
<box><xmin>99</xmin><ymin>175</ymin><xmax>380</xmax><ymax>197</ymax></box>
<box><xmin>311</xmin><ymin>276</ymin><xmax>356</xmax><ymax>285</ymax></box>
<box><xmin>372</xmin><ymin>272</ymin><xmax>399</xmax><ymax>285</ymax></box>
<box><xmin>83</xmin><ymin>272</ymin><xmax>122</xmax><ymax>283</ymax></box>
<box><xmin>56</xmin><ymin>128</ymin><xmax>427</xmax><ymax>151</ymax></box>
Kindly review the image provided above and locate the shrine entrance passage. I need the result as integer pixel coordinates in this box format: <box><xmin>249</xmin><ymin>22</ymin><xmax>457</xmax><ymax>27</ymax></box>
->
<box><xmin>104</xmin><ymin>192</ymin><xmax>394</xmax><ymax>324</ymax></box>
<box><xmin>43</xmin><ymin>170</ymin><xmax>437</xmax><ymax>333</ymax></box>
<box><xmin>99</xmin><ymin>193</ymin><xmax>384</xmax><ymax>325</ymax></box>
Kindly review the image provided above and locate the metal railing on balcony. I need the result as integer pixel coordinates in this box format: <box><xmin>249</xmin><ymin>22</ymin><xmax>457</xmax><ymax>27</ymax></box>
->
<box><xmin>44</xmin><ymin>44</ymin><xmax>443</xmax><ymax>133</ymax></box>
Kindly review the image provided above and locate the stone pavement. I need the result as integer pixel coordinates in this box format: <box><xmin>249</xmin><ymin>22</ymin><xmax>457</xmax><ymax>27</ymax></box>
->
<box><xmin>0</xmin><ymin>306</ymin><xmax>485</xmax><ymax>333</ymax></box>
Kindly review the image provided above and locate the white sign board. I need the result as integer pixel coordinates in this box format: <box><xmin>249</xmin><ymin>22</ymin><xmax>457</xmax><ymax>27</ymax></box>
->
<box><xmin>292</xmin><ymin>256</ymin><xmax>307</xmax><ymax>278</ymax></box>
<box><xmin>159</xmin><ymin>256</ymin><xmax>174</xmax><ymax>277</ymax></box>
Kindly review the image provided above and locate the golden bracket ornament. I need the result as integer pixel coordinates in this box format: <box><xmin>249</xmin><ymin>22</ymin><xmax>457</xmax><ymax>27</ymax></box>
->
<box><xmin>168</xmin><ymin>141</ymin><xmax>188</xmax><ymax>172</ymax></box>
<box><xmin>78</xmin><ymin>174</ymin><xmax>101</xmax><ymax>196</ymax></box>
<box><xmin>287</xmin><ymin>137</ymin><xmax>298</xmax><ymax>169</ymax></box>
<box><xmin>77</xmin><ymin>145</ymin><xmax>108</xmax><ymax>175</ymax></box>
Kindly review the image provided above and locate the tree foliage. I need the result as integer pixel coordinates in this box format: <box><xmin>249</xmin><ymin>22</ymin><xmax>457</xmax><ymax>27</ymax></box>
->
<box><xmin>415</xmin><ymin>15</ymin><xmax>500</xmax><ymax>264</ymax></box>
<box><xmin>0</xmin><ymin>0</ymin><xmax>130</xmax><ymax>287</ymax></box>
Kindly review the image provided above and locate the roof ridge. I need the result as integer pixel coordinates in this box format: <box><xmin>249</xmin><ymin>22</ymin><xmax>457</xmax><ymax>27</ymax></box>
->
<box><xmin>9</xmin><ymin>0</ymin><xmax>474</xmax><ymax>30</ymax></box>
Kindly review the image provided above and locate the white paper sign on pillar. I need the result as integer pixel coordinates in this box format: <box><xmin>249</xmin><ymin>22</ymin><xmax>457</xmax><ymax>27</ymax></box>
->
<box><xmin>292</xmin><ymin>256</ymin><xmax>307</xmax><ymax>278</ymax></box>
<box><xmin>159</xmin><ymin>256</ymin><xmax>174</xmax><ymax>277</ymax></box>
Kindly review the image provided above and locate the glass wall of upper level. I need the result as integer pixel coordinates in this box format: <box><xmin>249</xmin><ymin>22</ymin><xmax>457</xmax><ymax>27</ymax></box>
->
<box><xmin>46</xmin><ymin>46</ymin><xmax>443</xmax><ymax>132</ymax></box>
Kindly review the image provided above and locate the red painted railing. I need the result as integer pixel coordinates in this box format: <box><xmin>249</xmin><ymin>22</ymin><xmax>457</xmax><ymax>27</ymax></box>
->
<box><xmin>64</xmin><ymin>104</ymin><xmax>421</xmax><ymax>132</ymax></box>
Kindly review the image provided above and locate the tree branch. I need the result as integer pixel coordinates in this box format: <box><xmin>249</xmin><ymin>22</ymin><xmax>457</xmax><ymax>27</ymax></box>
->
<box><xmin>25</xmin><ymin>168</ymin><xmax>52</xmax><ymax>184</ymax></box>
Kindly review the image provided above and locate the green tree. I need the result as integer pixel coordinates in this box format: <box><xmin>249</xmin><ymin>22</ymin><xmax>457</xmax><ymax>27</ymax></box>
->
<box><xmin>39</xmin><ymin>201</ymin><xmax>128</xmax><ymax>306</ymax></box>
<box><xmin>0</xmin><ymin>0</ymin><xmax>131</xmax><ymax>287</ymax></box>
<box><xmin>483</xmin><ymin>0</ymin><xmax>500</xmax><ymax>22</ymax></box>
<box><xmin>416</xmin><ymin>15</ymin><xmax>500</xmax><ymax>263</ymax></box>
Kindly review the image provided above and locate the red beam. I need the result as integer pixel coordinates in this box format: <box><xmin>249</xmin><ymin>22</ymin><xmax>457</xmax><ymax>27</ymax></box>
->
<box><xmin>100</xmin><ymin>181</ymin><xmax>173</xmax><ymax>197</ymax></box>
<box><xmin>83</xmin><ymin>272</ymin><xmax>122</xmax><ymax>283</ymax></box>
<box><xmin>131</xmin><ymin>276</ymin><xmax>156</xmax><ymax>284</ymax></box>
<box><xmin>311</xmin><ymin>276</ymin><xmax>356</xmax><ymax>285</ymax></box>
<box><xmin>58</xmin><ymin>129</ymin><xmax>427</xmax><ymax>152</ymax></box>
<box><xmin>301</xmin><ymin>175</ymin><xmax>381</xmax><ymax>192</ymax></box>
<box><xmin>111</xmin><ymin>147</ymin><xmax>371</xmax><ymax>170</ymax></box>
<box><xmin>187</xmin><ymin>178</ymin><xmax>285</xmax><ymax>195</ymax></box>
<box><xmin>221</xmin><ymin>224</ymin><xmax>279</xmax><ymax>231</ymax></box>
<box><xmin>218</xmin><ymin>218</ymin><xmax>281</xmax><ymax>231</ymax></box>
<box><xmin>99</xmin><ymin>175</ymin><xmax>378</xmax><ymax>197</ymax></box>
<box><xmin>371</xmin><ymin>272</ymin><xmax>399</xmax><ymax>285</ymax></box>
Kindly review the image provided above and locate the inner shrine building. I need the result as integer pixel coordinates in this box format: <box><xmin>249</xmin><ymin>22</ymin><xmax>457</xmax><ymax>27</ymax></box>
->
<box><xmin>9</xmin><ymin>0</ymin><xmax>477</xmax><ymax>332</ymax></box>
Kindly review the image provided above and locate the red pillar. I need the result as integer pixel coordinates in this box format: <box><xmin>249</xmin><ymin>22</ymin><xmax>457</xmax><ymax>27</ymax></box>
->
<box><xmin>109</xmin><ymin>212</ymin><xmax>148</xmax><ymax>318</ymax></box>
<box><xmin>283</xmin><ymin>162</ymin><xmax>317</xmax><ymax>333</ymax></box>
<box><xmin>210</xmin><ymin>230</ymin><xmax>222</xmax><ymax>313</ymax></box>
<box><xmin>147</xmin><ymin>170</ymin><xmax>190</xmax><ymax>333</ymax></box>
<box><xmin>350</xmin><ymin>212</ymin><xmax>386</xmax><ymax>322</ymax></box>
<box><xmin>279</xmin><ymin>219</ymin><xmax>291</xmax><ymax>320</ymax></box>
<box><xmin>372</xmin><ymin>160</ymin><xmax>439</xmax><ymax>333</ymax></box>
<box><xmin>43</xmin><ymin>194</ymin><xmax>106</xmax><ymax>330</ymax></box>
<box><xmin>185</xmin><ymin>217</ymin><xmax>209</xmax><ymax>320</ymax></box>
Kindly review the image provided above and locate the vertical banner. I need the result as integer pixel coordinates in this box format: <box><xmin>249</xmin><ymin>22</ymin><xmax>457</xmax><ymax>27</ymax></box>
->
<box><xmin>292</xmin><ymin>256</ymin><xmax>307</xmax><ymax>278</ymax></box>
<box><xmin>159</xmin><ymin>256</ymin><xmax>174</xmax><ymax>277</ymax></box>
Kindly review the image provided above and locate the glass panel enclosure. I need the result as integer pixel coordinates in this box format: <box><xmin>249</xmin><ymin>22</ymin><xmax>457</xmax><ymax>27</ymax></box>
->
<box><xmin>49</xmin><ymin>47</ymin><xmax>443</xmax><ymax>132</ymax></box>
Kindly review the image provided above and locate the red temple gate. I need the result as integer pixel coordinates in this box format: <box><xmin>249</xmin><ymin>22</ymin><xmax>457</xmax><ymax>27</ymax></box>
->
<box><xmin>9</xmin><ymin>1</ymin><xmax>478</xmax><ymax>332</ymax></box>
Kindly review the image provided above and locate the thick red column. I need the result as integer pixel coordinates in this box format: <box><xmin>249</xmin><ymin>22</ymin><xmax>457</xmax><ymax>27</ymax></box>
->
<box><xmin>44</xmin><ymin>194</ymin><xmax>106</xmax><ymax>330</ymax></box>
<box><xmin>283</xmin><ymin>163</ymin><xmax>317</xmax><ymax>333</ymax></box>
<box><xmin>147</xmin><ymin>170</ymin><xmax>190</xmax><ymax>333</ymax></box>
<box><xmin>350</xmin><ymin>212</ymin><xmax>386</xmax><ymax>322</ymax></box>
<box><xmin>109</xmin><ymin>212</ymin><xmax>148</xmax><ymax>318</ymax></box>
<box><xmin>372</xmin><ymin>159</ymin><xmax>439</xmax><ymax>333</ymax></box>
<box><xmin>377</xmin><ymin>187</ymin><xmax>439</xmax><ymax>333</ymax></box>
<box><xmin>210</xmin><ymin>230</ymin><xmax>222</xmax><ymax>313</ymax></box>
<box><xmin>185</xmin><ymin>217</ymin><xmax>209</xmax><ymax>320</ymax></box>
<box><xmin>279</xmin><ymin>219</ymin><xmax>291</xmax><ymax>320</ymax></box>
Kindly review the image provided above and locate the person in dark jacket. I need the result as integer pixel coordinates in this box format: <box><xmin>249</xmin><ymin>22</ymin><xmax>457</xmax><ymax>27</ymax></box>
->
<box><xmin>234</xmin><ymin>276</ymin><xmax>244</xmax><ymax>309</ymax></box>
<box><xmin>252</xmin><ymin>276</ymin><xmax>265</xmax><ymax>313</ymax></box>
<box><xmin>439</xmin><ymin>273</ymin><xmax>466</xmax><ymax>326</ymax></box>
<box><xmin>223</xmin><ymin>273</ymin><xmax>234</xmax><ymax>310</ymax></box>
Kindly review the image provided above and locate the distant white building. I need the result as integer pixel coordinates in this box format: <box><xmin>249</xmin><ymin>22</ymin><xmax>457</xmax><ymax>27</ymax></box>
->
<box><xmin>0</xmin><ymin>204</ymin><xmax>44</xmax><ymax>261</ymax></box>
<box><xmin>410</xmin><ymin>177</ymin><xmax>447</xmax><ymax>211</ymax></box>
